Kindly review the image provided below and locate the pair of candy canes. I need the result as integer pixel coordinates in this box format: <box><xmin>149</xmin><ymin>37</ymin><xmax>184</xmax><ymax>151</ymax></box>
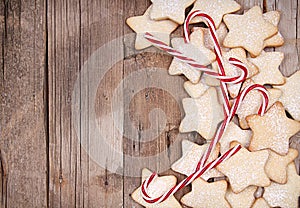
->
<box><xmin>141</xmin><ymin>10</ymin><xmax>269</xmax><ymax>204</ymax></box>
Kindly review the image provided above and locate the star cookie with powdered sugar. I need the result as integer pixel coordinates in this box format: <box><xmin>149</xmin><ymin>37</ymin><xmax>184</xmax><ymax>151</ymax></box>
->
<box><xmin>264</xmin><ymin>163</ymin><xmax>300</xmax><ymax>208</ymax></box>
<box><xmin>236</xmin><ymin>79</ymin><xmax>282</xmax><ymax>129</ymax></box>
<box><xmin>131</xmin><ymin>168</ymin><xmax>182</xmax><ymax>208</ymax></box>
<box><xmin>189</xmin><ymin>0</ymin><xmax>241</xmax><ymax>28</ymax></box>
<box><xmin>181</xmin><ymin>178</ymin><xmax>230</xmax><ymax>208</ymax></box>
<box><xmin>126</xmin><ymin>6</ymin><xmax>178</xmax><ymax>50</ymax></box>
<box><xmin>251</xmin><ymin>198</ymin><xmax>270</xmax><ymax>208</ymax></box>
<box><xmin>226</xmin><ymin>186</ymin><xmax>257</xmax><ymax>208</ymax></box>
<box><xmin>263</xmin><ymin>11</ymin><xmax>284</xmax><ymax>47</ymax></box>
<box><xmin>168</xmin><ymin>29</ymin><xmax>216</xmax><ymax>83</ymax></box>
<box><xmin>248</xmin><ymin>51</ymin><xmax>285</xmax><ymax>86</ymax></box>
<box><xmin>179</xmin><ymin>87</ymin><xmax>223</xmax><ymax>140</ymax></box>
<box><xmin>275</xmin><ymin>70</ymin><xmax>300</xmax><ymax>121</ymax></box>
<box><xmin>150</xmin><ymin>0</ymin><xmax>195</xmax><ymax>24</ymax></box>
<box><xmin>218</xmin><ymin>122</ymin><xmax>252</xmax><ymax>154</ymax></box>
<box><xmin>204</xmin><ymin>47</ymin><xmax>259</xmax><ymax>97</ymax></box>
<box><xmin>247</xmin><ymin>102</ymin><xmax>300</xmax><ymax>155</ymax></box>
<box><xmin>265</xmin><ymin>148</ymin><xmax>298</xmax><ymax>184</ymax></box>
<box><xmin>223</xmin><ymin>6</ymin><xmax>278</xmax><ymax>56</ymax></box>
<box><xmin>217</xmin><ymin>142</ymin><xmax>270</xmax><ymax>193</ymax></box>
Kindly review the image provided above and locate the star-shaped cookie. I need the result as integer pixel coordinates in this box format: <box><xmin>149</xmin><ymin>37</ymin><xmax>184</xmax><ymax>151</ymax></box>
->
<box><xmin>150</xmin><ymin>0</ymin><xmax>195</xmax><ymax>24</ymax></box>
<box><xmin>263</xmin><ymin>11</ymin><xmax>284</xmax><ymax>47</ymax></box>
<box><xmin>265</xmin><ymin>148</ymin><xmax>298</xmax><ymax>184</ymax></box>
<box><xmin>275</xmin><ymin>70</ymin><xmax>300</xmax><ymax>121</ymax></box>
<box><xmin>181</xmin><ymin>178</ymin><xmax>231</xmax><ymax>208</ymax></box>
<box><xmin>236</xmin><ymin>79</ymin><xmax>282</xmax><ymax>129</ymax></box>
<box><xmin>248</xmin><ymin>51</ymin><xmax>285</xmax><ymax>86</ymax></box>
<box><xmin>219</xmin><ymin>122</ymin><xmax>252</xmax><ymax>154</ymax></box>
<box><xmin>247</xmin><ymin>102</ymin><xmax>300</xmax><ymax>155</ymax></box>
<box><xmin>188</xmin><ymin>0</ymin><xmax>241</xmax><ymax>28</ymax></box>
<box><xmin>126</xmin><ymin>6</ymin><xmax>178</xmax><ymax>50</ymax></box>
<box><xmin>223</xmin><ymin>6</ymin><xmax>278</xmax><ymax>56</ymax></box>
<box><xmin>183</xmin><ymin>80</ymin><xmax>209</xmax><ymax>98</ymax></box>
<box><xmin>171</xmin><ymin>140</ymin><xmax>223</xmax><ymax>180</ymax></box>
<box><xmin>251</xmin><ymin>198</ymin><xmax>270</xmax><ymax>208</ymax></box>
<box><xmin>217</xmin><ymin>142</ymin><xmax>270</xmax><ymax>193</ymax></box>
<box><xmin>168</xmin><ymin>29</ymin><xmax>216</xmax><ymax>83</ymax></box>
<box><xmin>131</xmin><ymin>168</ymin><xmax>182</xmax><ymax>208</ymax></box>
<box><xmin>179</xmin><ymin>87</ymin><xmax>224</xmax><ymax>140</ymax></box>
<box><xmin>264</xmin><ymin>163</ymin><xmax>300</xmax><ymax>208</ymax></box>
<box><xmin>226</xmin><ymin>186</ymin><xmax>257</xmax><ymax>208</ymax></box>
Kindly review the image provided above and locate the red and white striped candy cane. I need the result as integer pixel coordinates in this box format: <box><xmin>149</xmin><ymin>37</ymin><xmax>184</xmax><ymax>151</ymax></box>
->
<box><xmin>198</xmin><ymin>84</ymin><xmax>269</xmax><ymax>169</ymax></box>
<box><xmin>141</xmin><ymin>144</ymin><xmax>241</xmax><ymax>204</ymax></box>
<box><xmin>144</xmin><ymin>33</ymin><xmax>248</xmax><ymax>85</ymax></box>
<box><xmin>184</xmin><ymin>10</ymin><xmax>229</xmax><ymax>116</ymax></box>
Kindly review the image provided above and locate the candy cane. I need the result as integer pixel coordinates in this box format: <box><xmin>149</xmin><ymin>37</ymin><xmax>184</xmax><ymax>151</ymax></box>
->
<box><xmin>198</xmin><ymin>84</ymin><xmax>269</xmax><ymax>169</ymax></box>
<box><xmin>144</xmin><ymin>33</ymin><xmax>248</xmax><ymax>85</ymax></box>
<box><xmin>141</xmin><ymin>144</ymin><xmax>242</xmax><ymax>204</ymax></box>
<box><xmin>184</xmin><ymin>11</ymin><xmax>223</xmax><ymax>64</ymax></box>
<box><xmin>184</xmin><ymin>10</ymin><xmax>230</xmax><ymax>116</ymax></box>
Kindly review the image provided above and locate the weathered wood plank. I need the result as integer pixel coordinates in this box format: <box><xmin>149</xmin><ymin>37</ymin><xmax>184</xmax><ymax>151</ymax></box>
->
<box><xmin>265</xmin><ymin>0</ymin><xmax>276</xmax><ymax>11</ymax></box>
<box><xmin>0</xmin><ymin>1</ymin><xmax>5</xmax><ymax>206</ymax></box>
<box><xmin>47</xmin><ymin>0</ymin><xmax>85</xmax><ymax>207</ymax></box>
<box><xmin>276</xmin><ymin>0</ymin><xmax>298</xmax><ymax>76</ymax></box>
<box><xmin>80</xmin><ymin>0</ymin><xmax>125</xmax><ymax>207</ymax></box>
<box><xmin>0</xmin><ymin>0</ymin><xmax>47</xmax><ymax>207</ymax></box>
<box><xmin>123</xmin><ymin>2</ymin><xmax>151</xmax><ymax>207</ymax></box>
<box><xmin>48</xmin><ymin>0</ymin><xmax>125</xmax><ymax>207</ymax></box>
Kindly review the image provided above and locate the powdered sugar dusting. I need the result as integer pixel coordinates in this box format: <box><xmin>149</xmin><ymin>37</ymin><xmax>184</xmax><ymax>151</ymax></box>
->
<box><xmin>248</xmin><ymin>102</ymin><xmax>300</xmax><ymax>155</ymax></box>
<box><xmin>217</xmin><ymin>147</ymin><xmax>270</xmax><ymax>193</ymax></box>
<box><xmin>226</xmin><ymin>186</ymin><xmax>256</xmax><ymax>208</ymax></box>
<box><xmin>184</xmin><ymin>80</ymin><xmax>210</xmax><ymax>98</ymax></box>
<box><xmin>223</xmin><ymin>6</ymin><xmax>278</xmax><ymax>56</ymax></box>
<box><xmin>151</xmin><ymin>0</ymin><xmax>195</xmax><ymax>24</ymax></box>
<box><xmin>181</xmin><ymin>178</ymin><xmax>230</xmax><ymax>207</ymax></box>
<box><xmin>264</xmin><ymin>163</ymin><xmax>300</xmax><ymax>208</ymax></box>
<box><xmin>249</xmin><ymin>51</ymin><xmax>285</xmax><ymax>85</ymax></box>
<box><xmin>179</xmin><ymin>87</ymin><xmax>224</xmax><ymax>140</ymax></box>
<box><xmin>171</xmin><ymin>141</ymin><xmax>223</xmax><ymax>180</ymax></box>
<box><xmin>189</xmin><ymin>0</ymin><xmax>241</xmax><ymax>28</ymax></box>
<box><xmin>276</xmin><ymin>70</ymin><xmax>300</xmax><ymax>121</ymax></box>
<box><xmin>219</xmin><ymin>122</ymin><xmax>252</xmax><ymax>154</ymax></box>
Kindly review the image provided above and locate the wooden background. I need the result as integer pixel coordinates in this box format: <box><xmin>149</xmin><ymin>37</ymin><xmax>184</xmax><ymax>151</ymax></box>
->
<box><xmin>0</xmin><ymin>0</ymin><xmax>299</xmax><ymax>207</ymax></box>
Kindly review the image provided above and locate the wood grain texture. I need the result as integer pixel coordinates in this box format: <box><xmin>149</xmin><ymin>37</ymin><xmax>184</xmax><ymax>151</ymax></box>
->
<box><xmin>1</xmin><ymin>0</ymin><xmax>299</xmax><ymax>207</ymax></box>
<box><xmin>0</xmin><ymin>0</ymin><xmax>47</xmax><ymax>207</ymax></box>
<box><xmin>47</xmin><ymin>0</ymin><xmax>82</xmax><ymax>207</ymax></box>
<box><xmin>48</xmin><ymin>0</ymin><xmax>125</xmax><ymax>207</ymax></box>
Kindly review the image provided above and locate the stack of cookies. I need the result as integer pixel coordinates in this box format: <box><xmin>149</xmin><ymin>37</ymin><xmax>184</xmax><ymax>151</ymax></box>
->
<box><xmin>127</xmin><ymin>0</ymin><xmax>300</xmax><ymax>207</ymax></box>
